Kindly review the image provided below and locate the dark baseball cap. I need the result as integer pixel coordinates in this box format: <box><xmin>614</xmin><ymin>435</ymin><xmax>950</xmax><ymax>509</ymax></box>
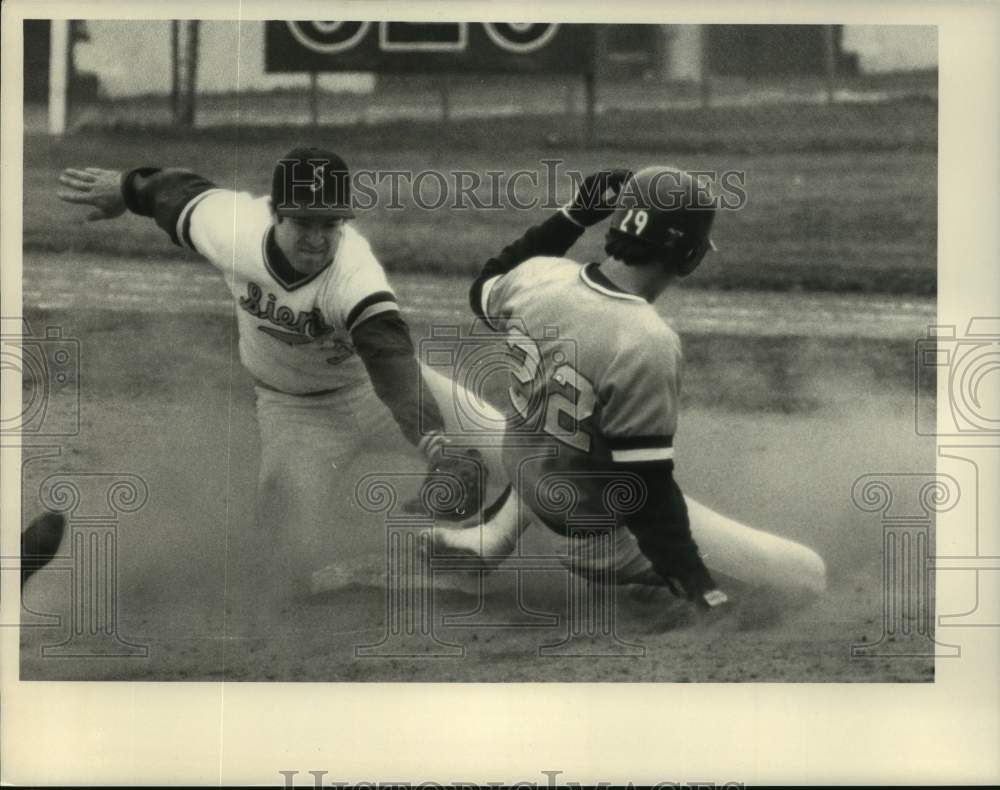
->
<box><xmin>271</xmin><ymin>146</ymin><xmax>355</xmax><ymax>218</ymax></box>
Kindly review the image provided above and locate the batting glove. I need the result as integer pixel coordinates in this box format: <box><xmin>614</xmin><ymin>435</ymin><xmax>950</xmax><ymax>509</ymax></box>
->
<box><xmin>561</xmin><ymin>168</ymin><xmax>633</xmax><ymax>228</ymax></box>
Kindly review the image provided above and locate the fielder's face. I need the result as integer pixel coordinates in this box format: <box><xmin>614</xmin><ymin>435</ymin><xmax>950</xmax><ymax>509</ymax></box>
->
<box><xmin>274</xmin><ymin>214</ymin><xmax>346</xmax><ymax>274</ymax></box>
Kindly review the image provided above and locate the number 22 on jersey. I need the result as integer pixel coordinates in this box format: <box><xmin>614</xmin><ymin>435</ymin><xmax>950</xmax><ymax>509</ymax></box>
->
<box><xmin>505</xmin><ymin>328</ymin><xmax>596</xmax><ymax>453</ymax></box>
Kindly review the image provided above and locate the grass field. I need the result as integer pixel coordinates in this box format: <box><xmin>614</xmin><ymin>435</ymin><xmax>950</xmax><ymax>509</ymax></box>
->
<box><xmin>24</xmin><ymin>96</ymin><xmax>936</xmax><ymax>294</ymax></box>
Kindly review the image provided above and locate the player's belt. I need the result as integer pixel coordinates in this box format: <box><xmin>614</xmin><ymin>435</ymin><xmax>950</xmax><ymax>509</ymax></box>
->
<box><xmin>252</xmin><ymin>378</ymin><xmax>346</xmax><ymax>397</ymax></box>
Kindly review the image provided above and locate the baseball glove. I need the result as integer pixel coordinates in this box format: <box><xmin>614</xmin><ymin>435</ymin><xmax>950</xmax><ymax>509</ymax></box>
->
<box><xmin>404</xmin><ymin>445</ymin><xmax>486</xmax><ymax>522</ymax></box>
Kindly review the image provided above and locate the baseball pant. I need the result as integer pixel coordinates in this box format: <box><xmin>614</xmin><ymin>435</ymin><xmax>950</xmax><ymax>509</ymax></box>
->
<box><xmin>246</xmin><ymin>364</ymin><xmax>511</xmax><ymax>607</ymax></box>
<box><xmin>430</xmin><ymin>486</ymin><xmax>662</xmax><ymax>585</ymax></box>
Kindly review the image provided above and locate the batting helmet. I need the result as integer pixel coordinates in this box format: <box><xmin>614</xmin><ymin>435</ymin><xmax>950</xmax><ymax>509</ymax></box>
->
<box><xmin>607</xmin><ymin>166</ymin><xmax>716</xmax><ymax>277</ymax></box>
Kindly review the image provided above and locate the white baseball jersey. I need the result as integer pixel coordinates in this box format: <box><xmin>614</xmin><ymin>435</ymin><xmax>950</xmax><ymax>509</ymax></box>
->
<box><xmin>177</xmin><ymin>190</ymin><xmax>397</xmax><ymax>394</ymax></box>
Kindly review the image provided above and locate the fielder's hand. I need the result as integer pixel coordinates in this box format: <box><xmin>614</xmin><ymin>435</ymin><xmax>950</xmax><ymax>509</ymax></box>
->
<box><xmin>57</xmin><ymin>167</ymin><xmax>127</xmax><ymax>221</ymax></box>
<box><xmin>404</xmin><ymin>442</ymin><xmax>486</xmax><ymax>522</ymax></box>
<box><xmin>562</xmin><ymin>168</ymin><xmax>632</xmax><ymax>228</ymax></box>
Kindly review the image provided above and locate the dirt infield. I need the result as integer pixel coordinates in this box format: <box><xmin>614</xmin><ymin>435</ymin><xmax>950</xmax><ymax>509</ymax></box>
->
<box><xmin>17</xmin><ymin>254</ymin><xmax>936</xmax><ymax>682</ymax></box>
<box><xmin>23</xmin><ymin>252</ymin><xmax>934</xmax><ymax>338</ymax></box>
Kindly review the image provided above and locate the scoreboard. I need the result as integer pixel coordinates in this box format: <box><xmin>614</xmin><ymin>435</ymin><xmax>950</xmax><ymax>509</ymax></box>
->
<box><xmin>265</xmin><ymin>21</ymin><xmax>595</xmax><ymax>74</ymax></box>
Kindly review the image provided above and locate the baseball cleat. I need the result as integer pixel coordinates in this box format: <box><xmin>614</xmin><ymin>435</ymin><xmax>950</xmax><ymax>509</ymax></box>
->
<box><xmin>420</xmin><ymin>524</ymin><xmax>503</xmax><ymax>574</ymax></box>
<box><xmin>696</xmin><ymin>587</ymin><xmax>731</xmax><ymax>611</ymax></box>
<box><xmin>21</xmin><ymin>511</ymin><xmax>66</xmax><ymax>589</ymax></box>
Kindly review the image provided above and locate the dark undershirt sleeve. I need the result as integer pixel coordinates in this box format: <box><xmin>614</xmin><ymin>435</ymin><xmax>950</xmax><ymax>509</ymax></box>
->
<box><xmin>121</xmin><ymin>167</ymin><xmax>218</xmax><ymax>246</ymax></box>
<box><xmin>469</xmin><ymin>210</ymin><xmax>585</xmax><ymax>319</ymax></box>
<box><xmin>351</xmin><ymin>310</ymin><xmax>446</xmax><ymax>448</ymax></box>
<box><xmin>616</xmin><ymin>458</ymin><xmax>716</xmax><ymax>593</ymax></box>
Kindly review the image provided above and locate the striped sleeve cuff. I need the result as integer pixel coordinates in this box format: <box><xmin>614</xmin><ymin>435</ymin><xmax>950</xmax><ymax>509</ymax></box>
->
<box><xmin>175</xmin><ymin>188</ymin><xmax>225</xmax><ymax>252</ymax></box>
<box><xmin>608</xmin><ymin>436</ymin><xmax>674</xmax><ymax>463</ymax></box>
<box><xmin>121</xmin><ymin>167</ymin><xmax>162</xmax><ymax>214</ymax></box>
<box><xmin>478</xmin><ymin>275</ymin><xmax>502</xmax><ymax>330</ymax></box>
<box><xmin>345</xmin><ymin>290</ymin><xmax>399</xmax><ymax>333</ymax></box>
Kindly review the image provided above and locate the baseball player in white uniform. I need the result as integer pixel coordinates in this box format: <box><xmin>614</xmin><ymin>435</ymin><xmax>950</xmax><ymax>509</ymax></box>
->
<box><xmin>56</xmin><ymin>147</ymin><xmax>509</xmax><ymax>616</ymax></box>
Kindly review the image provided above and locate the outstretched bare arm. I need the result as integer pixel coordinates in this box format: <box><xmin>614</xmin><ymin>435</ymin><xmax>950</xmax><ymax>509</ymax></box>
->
<box><xmin>57</xmin><ymin>167</ymin><xmax>127</xmax><ymax>221</ymax></box>
<box><xmin>58</xmin><ymin>166</ymin><xmax>219</xmax><ymax>250</ymax></box>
